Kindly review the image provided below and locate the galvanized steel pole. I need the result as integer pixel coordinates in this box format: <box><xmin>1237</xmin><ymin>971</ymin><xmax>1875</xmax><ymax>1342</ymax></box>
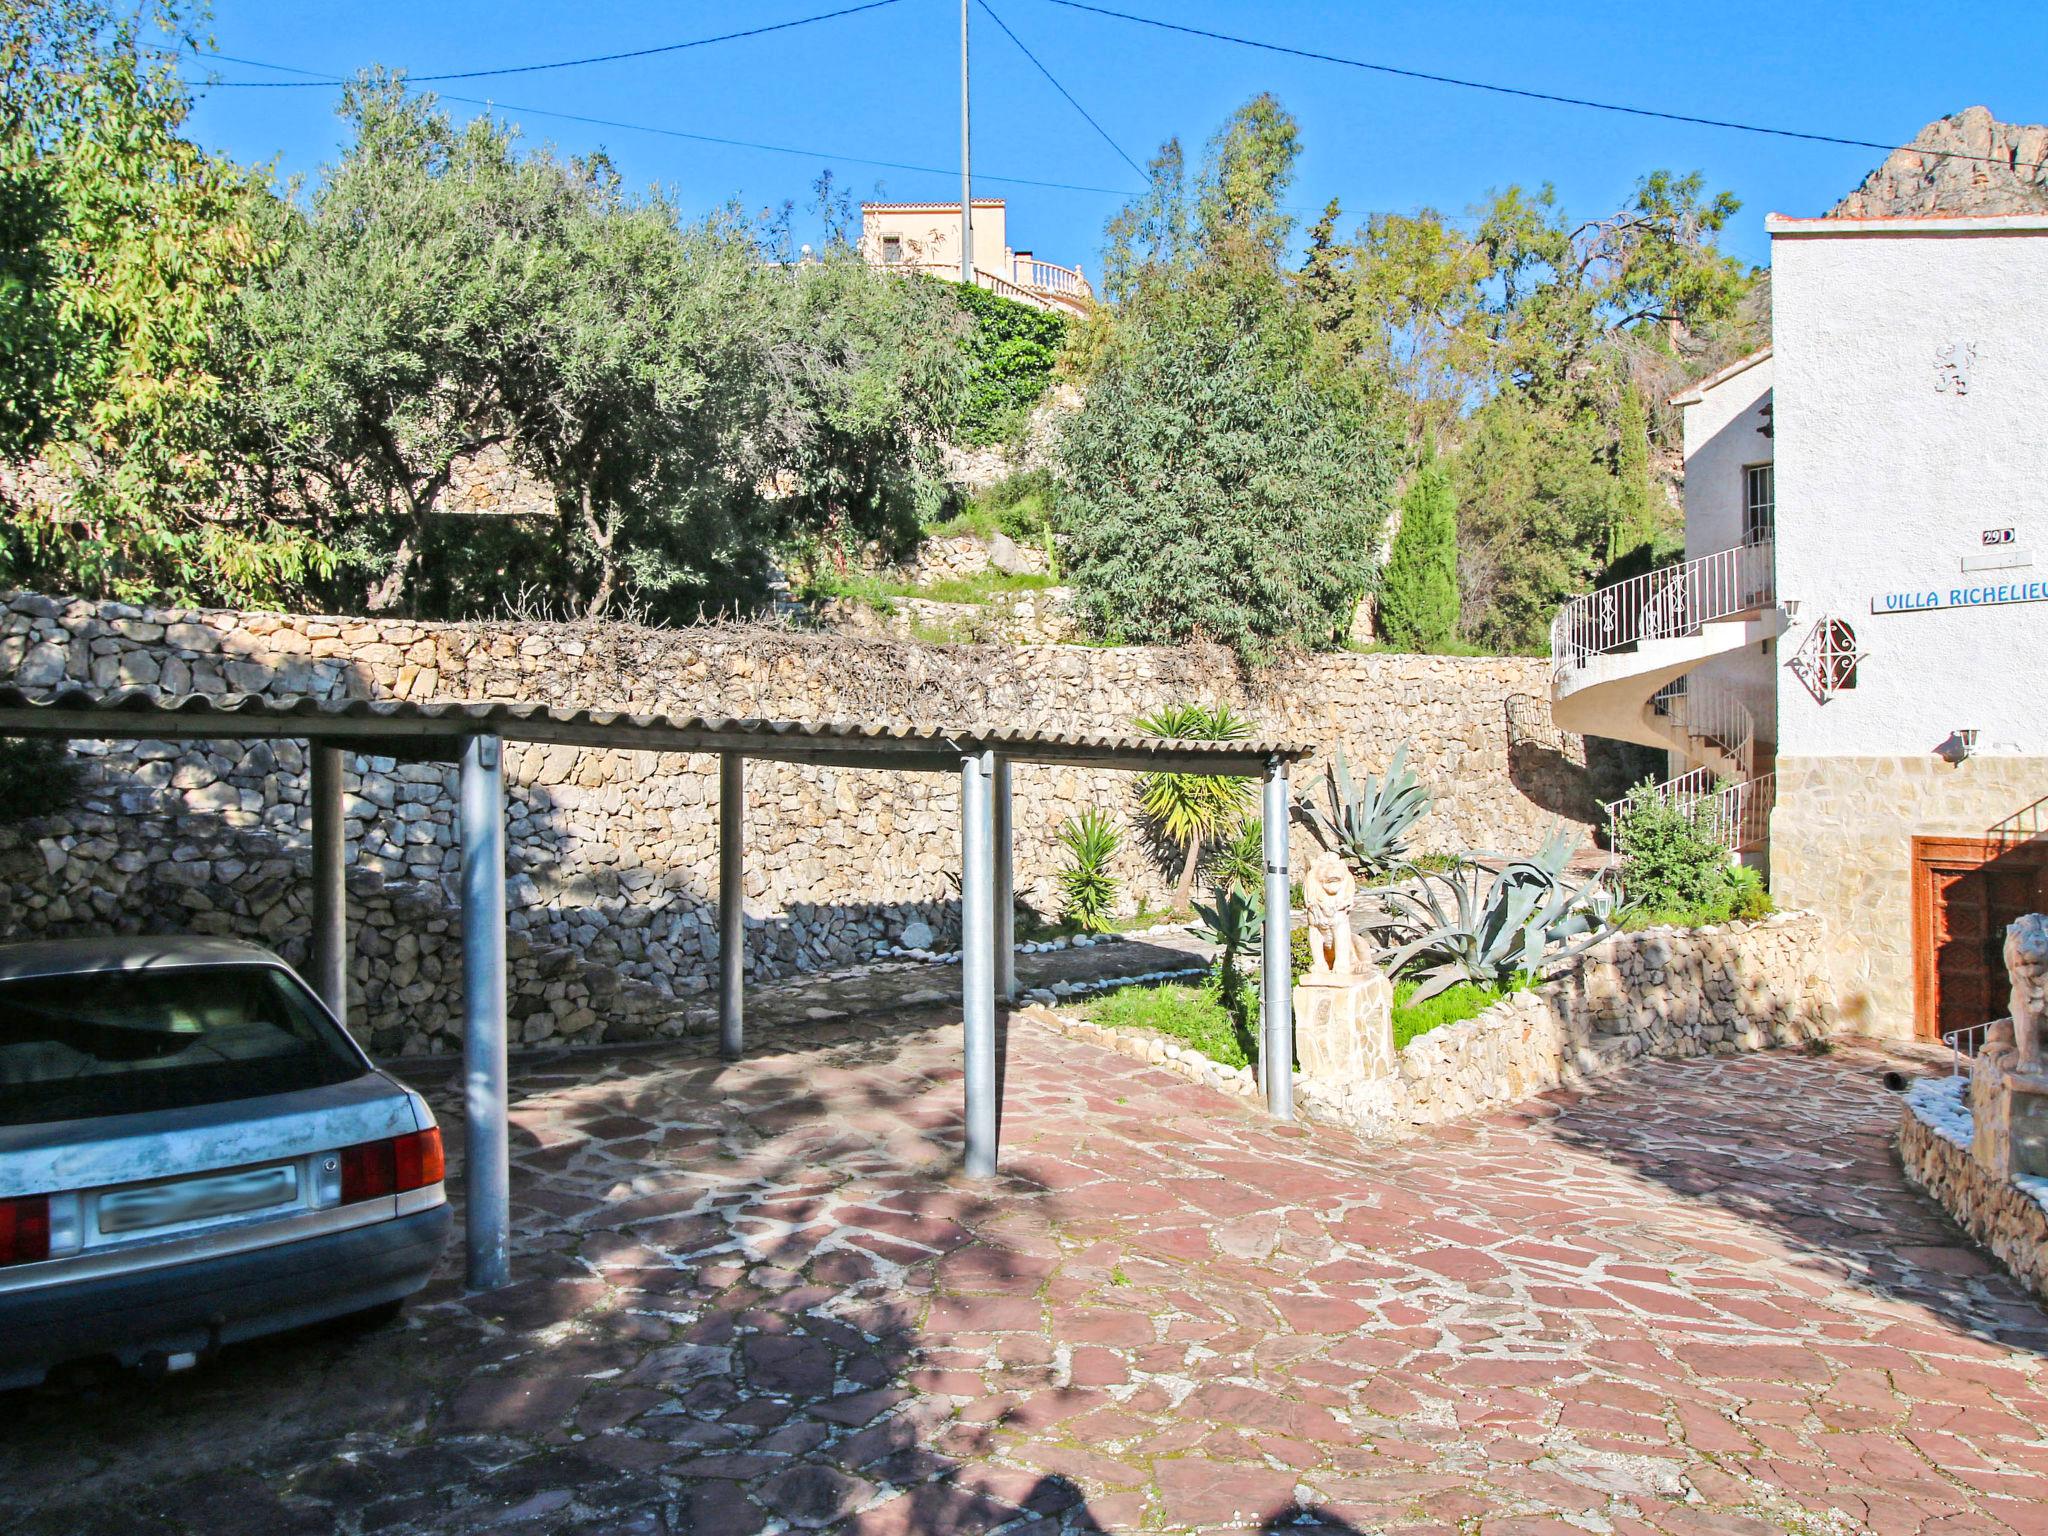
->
<box><xmin>959</xmin><ymin>0</ymin><xmax>973</xmax><ymax>285</ymax></box>
<box><xmin>459</xmin><ymin>733</ymin><xmax>511</xmax><ymax>1290</ymax></box>
<box><xmin>718</xmin><ymin>753</ymin><xmax>745</xmax><ymax>1061</ymax></box>
<box><xmin>309</xmin><ymin>743</ymin><xmax>348</xmax><ymax>1023</ymax></box>
<box><xmin>1261</xmin><ymin>758</ymin><xmax>1294</xmax><ymax>1121</ymax></box>
<box><xmin>961</xmin><ymin>750</ymin><xmax>997</xmax><ymax>1176</ymax></box>
<box><xmin>992</xmin><ymin>755</ymin><xmax>1016</xmax><ymax>1005</ymax></box>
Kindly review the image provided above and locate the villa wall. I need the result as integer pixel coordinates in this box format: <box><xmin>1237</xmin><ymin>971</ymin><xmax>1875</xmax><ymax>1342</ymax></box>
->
<box><xmin>1772</xmin><ymin>754</ymin><xmax>2048</xmax><ymax>1037</ymax></box>
<box><xmin>0</xmin><ymin>590</ymin><xmax>1604</xmax><ymax>1055</ymax></box>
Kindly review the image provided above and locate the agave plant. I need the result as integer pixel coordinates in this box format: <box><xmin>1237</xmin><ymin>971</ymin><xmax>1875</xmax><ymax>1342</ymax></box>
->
<box><xmin>1056</xmin><ymin>809</ymin><xmax>1122</xmax><ymax>933</ymax></box>
<box><xmin>1366</xmin><ymin>832</ymin><xmax>1619</xmax><ymax>1003</ymax></box>
<box><xmin>1299</xmin><ymin>744</ymin><xmax>1432</xmax><ymax>877</ymax></box>
<box><xmin>1192</xmin><ymin>886</ymin><xmax>1264</xmax><ymax>1041</ymax></box>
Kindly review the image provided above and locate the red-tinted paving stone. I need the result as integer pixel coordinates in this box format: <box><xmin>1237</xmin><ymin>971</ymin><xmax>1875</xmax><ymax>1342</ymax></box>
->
<box><xmin>1</xmin><ymin>1018</ymin><xmax>2042</xmax><ymax>1534</ymax></box>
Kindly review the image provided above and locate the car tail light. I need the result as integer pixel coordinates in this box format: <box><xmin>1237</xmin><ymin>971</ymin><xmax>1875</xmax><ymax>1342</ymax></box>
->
<box><xmin>0</xmin><ymin>1195</ymin><xmax>50</xmax><ymax>1266</ymax></box>
<box><xmin>340</xmin><ymin>1129</ymin><xmax>444</xmax><ymax>1204</ymax></box>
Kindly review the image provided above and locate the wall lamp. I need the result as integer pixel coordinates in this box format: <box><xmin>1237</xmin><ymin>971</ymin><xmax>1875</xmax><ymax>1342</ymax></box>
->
<box><xmin>1939</xmin><ymin>728</ymin><xmax>1980</xmax><ymax>764</ymax></box>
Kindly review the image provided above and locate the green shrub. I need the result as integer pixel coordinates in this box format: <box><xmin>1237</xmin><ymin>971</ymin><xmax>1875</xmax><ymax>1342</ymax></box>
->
<box><xmin>1377</xmin><ymin>453</ymin><xmax>1460</xmax><ymax>652</ymax></box>
<box><xmin>1084</xmin><ymin>980</ymin><xmax>1251</xmax><ymax>1069</ymax></box>
<box><xmin>1614</xmin><ymin>783</ymin><xmax>1736</xmax><ymax>913</ymax></box>
<box><xmin>1391</xmin><ymin>977</ymin><xmax>1516</xmax><ymax>1050</ymax></box>
<box><xmin>1618</xmin><ymin>861</ymin><xmax>1775</xmax><ymax>930</ymax></box>
<box><xmin>1056</xmin><ymin>808</ymin><xmax>1122</xmax><ymax>931</ymax></box>
<box><xmin>0</xmin><ymin>740</ymin><xmax>81</xmax><ymax>821</ymax></box>
<box><xmin>952</xmin><ymin>286</ymin><xmax>1068</xmax><ymax>445</ymax></box>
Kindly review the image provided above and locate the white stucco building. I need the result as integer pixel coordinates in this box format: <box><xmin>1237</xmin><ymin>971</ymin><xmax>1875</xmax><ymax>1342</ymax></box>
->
<box><xmin>858</xmin><ymin>199</ymin><xmax>1092</xmax><ymax>317</ymax></box>
<box><xmin>1552</xmin><ymin>213</ymin><xmax>2048</xmax><ymax>1040</ymax></box>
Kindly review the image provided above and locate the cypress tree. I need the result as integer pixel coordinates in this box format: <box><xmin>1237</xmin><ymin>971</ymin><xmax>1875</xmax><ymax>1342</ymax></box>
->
<box><xmin>1377</xmin><ymin>452</ymin><xmax>1460</xmax><ymax>652</ymax></box>
<box><xmin>1609</xmin><ymin>385</ymin><xmax>1656</xmax><ymax>563</ymax></box>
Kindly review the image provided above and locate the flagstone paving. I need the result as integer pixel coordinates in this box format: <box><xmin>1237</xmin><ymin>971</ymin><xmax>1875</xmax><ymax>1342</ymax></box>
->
<box><xmin>4</xmin><ymin>1019</ymin><xmax>2047</xmax><ymax>1535</ymax></box>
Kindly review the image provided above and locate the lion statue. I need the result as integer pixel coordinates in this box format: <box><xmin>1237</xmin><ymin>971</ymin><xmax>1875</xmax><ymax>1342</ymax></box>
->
<box><xmin>2009</xmin><ymin>914</ymin><xmax>2048</xmax><ymax>1069</ymax></box>
<box><xmin>1303</xmin><ymin>850</ymin><xmax>1372</xmax><ymax>978</ymax></box>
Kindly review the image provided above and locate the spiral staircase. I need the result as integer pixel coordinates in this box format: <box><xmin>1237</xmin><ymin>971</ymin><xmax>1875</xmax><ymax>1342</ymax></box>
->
<box><xmin>1549</xmin><ymin>540</ymin><xmax>1784</xmax><ymax>854</ymax></box>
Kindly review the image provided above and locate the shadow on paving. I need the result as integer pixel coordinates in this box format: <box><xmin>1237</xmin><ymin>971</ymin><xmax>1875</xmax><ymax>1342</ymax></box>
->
<box><xmin>7</xmin><ymin>1016</ymin><xmax>2048</xmax><ymax>1534</ymax></box>
<box><xmin>1536</xmin><ymin>1035</ymin><xmax>2048</xmax><ymax>1356</ymax></box>
<box><xmin>0</xmin><ymin>1013</ymin><xmax>1378</xmax><ymax>1535</ymax></box>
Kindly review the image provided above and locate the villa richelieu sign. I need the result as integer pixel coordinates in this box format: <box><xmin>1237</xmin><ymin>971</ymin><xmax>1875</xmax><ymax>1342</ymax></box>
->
<box><xmin>1872</xmin><ymin>579</ymin><xmax>2048</xmax><ymax>615</ymax></box>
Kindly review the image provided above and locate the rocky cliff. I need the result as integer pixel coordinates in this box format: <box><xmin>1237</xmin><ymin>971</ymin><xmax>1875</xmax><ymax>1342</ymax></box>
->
<box><xmin>1832</xmin><ymin>106</ymin><xmax>2048</xmax><ymax>218</ymax></box>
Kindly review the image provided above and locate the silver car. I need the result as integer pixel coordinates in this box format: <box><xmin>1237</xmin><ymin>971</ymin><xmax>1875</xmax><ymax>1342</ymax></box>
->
<box><xmin>0</xmin><ymin>937</ymin><xmax>451</xmax><ymax>1390</ymax></box>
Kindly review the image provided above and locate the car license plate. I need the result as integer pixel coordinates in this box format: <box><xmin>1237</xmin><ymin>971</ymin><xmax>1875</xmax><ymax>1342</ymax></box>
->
<box><xmin>97</xmin><ymin>1164</ymin><xmax>300</xmax><ymax>1236</ymax></box>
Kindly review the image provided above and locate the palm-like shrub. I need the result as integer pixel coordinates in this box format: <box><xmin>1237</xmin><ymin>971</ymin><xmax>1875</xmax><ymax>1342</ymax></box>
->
<box><xmin>1056</xmin><ymin>808</ymin><xmax>1123</xmax><ymax>932</ymax></box>
<box><xmin>1206</xmin><ymin>815</ymin><xmax>1264</xmax><ymax>900</ymax></box>
<box><xmin>1363</xmin><ymin>833</ymin><xmax>1618</xmax><ymax>1003</ymax></box>
<box><xmin>1133</xmin><ymin>703</ymin><xmax>1257</xmax><ymax>911</ymax></box>
<box><xmin>1299</xmin><ymin>744</ymin><xmax>1432</xmax><ymax>877</ymax></box>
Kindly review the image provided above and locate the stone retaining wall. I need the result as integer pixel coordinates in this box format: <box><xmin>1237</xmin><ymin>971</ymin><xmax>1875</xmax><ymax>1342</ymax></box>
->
<box><xmin>0</xmin><ymin>589</ymin><xmax>1601</xmax><ymax>1055</ymax></box>
<box><xmin>1299</xmin><ymin>912</ymin><xmax>1839</xmax><ymax>1137</ymax></box>
<box><xmin>1898</xmin><ymin>1078</ymin><xmax>2048</xmax><ymax>1306</ymax></box>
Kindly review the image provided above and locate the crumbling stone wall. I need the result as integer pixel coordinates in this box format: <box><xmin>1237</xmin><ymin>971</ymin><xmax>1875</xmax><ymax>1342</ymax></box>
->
<box><xmin>0</xmin><ymin>589</ymin><xmax>1599</xmax><ymax>1054</ymax></box>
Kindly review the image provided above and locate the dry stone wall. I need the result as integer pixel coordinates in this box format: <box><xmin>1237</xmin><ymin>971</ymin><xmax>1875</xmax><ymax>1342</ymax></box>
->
<box><xmin>0</xmin><ymin>589</ymin><xmax>1597</xmax><ymax>1055</ymax></box>
<box><xmin>1299</xmin><ymin>913</ymin><xmax>1839</xmax><ymax>1137</ymax></box>
<box><xmin>1899</xmin><ymin>1079</ymin><xmax>2048</xmax><ymax>1307</ymax></box>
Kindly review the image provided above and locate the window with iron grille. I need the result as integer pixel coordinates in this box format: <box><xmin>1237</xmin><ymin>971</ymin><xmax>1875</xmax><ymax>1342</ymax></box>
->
<box><xmin>880</xmin><ymin>235</ymin><xmax>904</xmax><ymax>264</ymax></box>
<box><xmin>1742</xmin><ymin>463</ymin><xmax>1775</xmax><ymax>545</ymax></box>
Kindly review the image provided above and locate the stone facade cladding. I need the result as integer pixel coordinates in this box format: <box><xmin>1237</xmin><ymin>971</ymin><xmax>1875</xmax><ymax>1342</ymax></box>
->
<box><xmin>1899</xmin><ymin>1098</ymin><xmax>2048</xmax><ymax>1306</ymax></box>
<box><xmin>1303</xmin><ymin>913</ymin><xmax>1839</xmax><ymax>1137</ymax></box>
<box><xmin>1772</xmin><ymin>754</ymin><xmax>2048</xmax><ymax>1038</ymax></box>
<box><xmin>0</xmin><ymin>589</ymin><xmax>1596</xmax><ymax>1055</ymax></box>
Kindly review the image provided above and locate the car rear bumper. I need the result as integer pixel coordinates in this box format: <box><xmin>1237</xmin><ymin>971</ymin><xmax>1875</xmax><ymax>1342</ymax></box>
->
<box><xmin>0</xmin><ymin>1202</ymin><xmax>451</xmax><ymax>1390</ymax></box>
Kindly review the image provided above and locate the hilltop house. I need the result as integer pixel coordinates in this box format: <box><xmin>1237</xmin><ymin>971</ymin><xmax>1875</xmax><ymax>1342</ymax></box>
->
<box><xmin>859</xmin><ymin>199</ymin><xmax>1092</xmax><ymax>317</ymax></box>
<box><xmin>1550</xmin><ymin>213</ymin><xmax>2048</xmax><ymax>1040</ymax></box>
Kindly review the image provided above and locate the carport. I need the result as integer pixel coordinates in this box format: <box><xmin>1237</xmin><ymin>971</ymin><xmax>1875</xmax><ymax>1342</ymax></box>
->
<box><xmin>0</xmin><ymin>686</ymin><xmax>1310</xmax><ymax>1291</ymax></box>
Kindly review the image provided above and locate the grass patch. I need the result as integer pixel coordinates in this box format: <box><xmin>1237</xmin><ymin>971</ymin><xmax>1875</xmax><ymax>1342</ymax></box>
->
<box><xmin>797</xmin><ymin>565</ymin><xmax>1052</xmax><ymax>612</ymax></box>
<box><xmin>1082</xmin><ymin>980</ymin><xmax>1252</xmax><ymax>1070</ymax></box>
<box><xmin>1390</xmin><ymin>978</ymin><xmax>1516</xmax><ymax>1049</ymax></box>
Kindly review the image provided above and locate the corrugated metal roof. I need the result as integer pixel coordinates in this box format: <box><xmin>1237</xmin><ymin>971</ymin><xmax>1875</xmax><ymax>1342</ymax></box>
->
<box><xmin>0</xmin><ymin>687</ymin><xmax>1310</xmax><ymax>775</ymax></box>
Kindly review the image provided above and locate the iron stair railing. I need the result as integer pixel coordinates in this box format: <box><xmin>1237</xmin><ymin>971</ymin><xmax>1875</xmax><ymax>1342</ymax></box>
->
<box><xmin>1552</xmin><ymin>538</ymin><xmax>1777</xmax><ymax>681</ymax></box>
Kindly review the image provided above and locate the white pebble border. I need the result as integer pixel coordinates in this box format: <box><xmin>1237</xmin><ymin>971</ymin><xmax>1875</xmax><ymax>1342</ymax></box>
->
<box><xmin>1903</xmin><ymin>1075</ymin><xmax>2048</xmax><ymax>1215</ymax></box>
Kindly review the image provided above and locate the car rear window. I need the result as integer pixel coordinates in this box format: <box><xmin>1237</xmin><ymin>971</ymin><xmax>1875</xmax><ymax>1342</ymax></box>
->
<box><xmin>0</xmin><ymin>964</ymin><xmax>367</xmax><ymax>1126</ymax></box>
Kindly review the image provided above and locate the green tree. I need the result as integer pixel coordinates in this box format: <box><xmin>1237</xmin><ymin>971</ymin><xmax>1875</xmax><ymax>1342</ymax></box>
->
<box><xmin>1061</xmin><ymin>98</ymin><xmax>1395</xmax><ymax>662</ymax></box>
<box><xmin>1377</xmin><ymin>452</ymin><xmax>1460</xmax><ymax>652</ymax></box>
<box><xmin>1608</xmin><ymin>385</ymin><xmax>1657</xmax><ymax>564</ymax></box>
<box><xmin>0</xmin><ymin>0</ymin><xmax>328</xmax><ymax>606</ymax></box>
<box><xmin>1450</xmin><ymin>396</ymin><xmax>1615</xmax><ymax>653</ymax></box>
<box><xmin>236</xmin><ymin>78</ymin><xmax>967</xmax><ymax>620</ymax></box>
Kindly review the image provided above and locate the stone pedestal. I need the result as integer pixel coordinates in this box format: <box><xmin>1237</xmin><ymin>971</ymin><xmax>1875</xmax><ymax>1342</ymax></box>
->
<box><xmin>1293</xmin><ymin>968</ymin><xmax>1395</xmax><ymax>1085</ymax></box>
<box><xmin>1971</xmin><ymin>1036</ymin><xmax>2048</xmax><ymax>1181</ymax></box>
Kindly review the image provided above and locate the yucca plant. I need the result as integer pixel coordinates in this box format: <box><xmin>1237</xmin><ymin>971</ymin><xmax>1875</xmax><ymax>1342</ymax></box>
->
<box><xmin>1299</xmin><ymin>744</ymin><xmax>1432</xmax><ymax>877</ymax></box>
<box><xmin>1206</xmin><ymin>814</ymin><xmax>1264</xmax><ymax>900</ymax></box>
<box><xmin>1192</xmin><ymin>886</ymin><xmax>1264</xmax><ymax>1050</ymax></box>
<box><xmin>1133</xmin><ymin>702</ymin><xmax>1257</xmax><ymax>911</ymax></box>
<box><xmin>1056</xmin><ymin>808</ymin><xmax>1123</xmax><ymax>933</ymax></box>
<box><xmin>1363</xmin><ymin>829</ymin><xmax>1618</xmax><ymax>1004</ymax></box>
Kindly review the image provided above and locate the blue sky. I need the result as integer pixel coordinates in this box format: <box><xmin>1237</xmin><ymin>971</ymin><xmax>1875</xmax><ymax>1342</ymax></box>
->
<box><xmin>185</xmin><ymin>1</ymin><xmax>2048</xmax><ymax>272</ymax></box>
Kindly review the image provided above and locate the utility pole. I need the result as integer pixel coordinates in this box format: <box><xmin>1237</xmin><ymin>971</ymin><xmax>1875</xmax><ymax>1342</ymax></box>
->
<box><xmin>959</xmin><ymin>0</ymin><xmax>973</xmax><ymax>285</ymax></box>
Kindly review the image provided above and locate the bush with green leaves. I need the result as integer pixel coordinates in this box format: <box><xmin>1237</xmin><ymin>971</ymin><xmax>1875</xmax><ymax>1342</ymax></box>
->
<box><xmin>950</xmin><ymin>283</ymin><xmax>1067</xmax><ymax>445</ymax></box>
<box><xmin>1055</xmin><ymin>808</ymin><xmax>1122</xmax><ymax>932</ymax></box>
<box><xmin>1055</xmin><ymin>280</ymin><xmax>1393</xmax><ymax>663</ymax></box>
<box><xmin>1133</xmin><ymin>702</ymin><xmax>1257</xmax><ymax>910</ymax></box>
<box><xmin>1205</xmin><ymin>815</ymin><xmax>1264</xmax><ymax>900</ymax></box>
<box><xmin>1299</xmin><ymin>745</ymin><xmax>1432</xmax><ymax>877</ymax></box>
<box><xmin>1613</xmin><ymin>783</ymin><xmax>1737</xmax><ymax>914</ymax></box>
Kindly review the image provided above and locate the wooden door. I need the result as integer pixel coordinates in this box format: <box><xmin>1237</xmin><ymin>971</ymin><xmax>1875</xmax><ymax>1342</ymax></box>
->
<box><xmin>1913</xmin><ymin>837</ymin><xmax>2048</xmax><ymax>1041</ymax></box>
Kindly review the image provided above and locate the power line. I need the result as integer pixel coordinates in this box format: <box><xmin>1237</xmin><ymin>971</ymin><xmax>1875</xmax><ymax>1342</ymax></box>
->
<box><xmin>1034</xmin><ymin>0</ymin><xmax>2040</xmax><ymax>173</ymax></box>
<box><xmin>204</xmin><ymin>0</ymin><xmax>906</xmax><ymax>88</ymax></box>
<box><xmin>191</xmin><ymin>64</ymin><xmax>1141</xmax><ymax>198</ymax></box>
<box><xmin>974</xmin><ymin>0</ymin><xmax>1146</xmax><ymax>181</ymax></box>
